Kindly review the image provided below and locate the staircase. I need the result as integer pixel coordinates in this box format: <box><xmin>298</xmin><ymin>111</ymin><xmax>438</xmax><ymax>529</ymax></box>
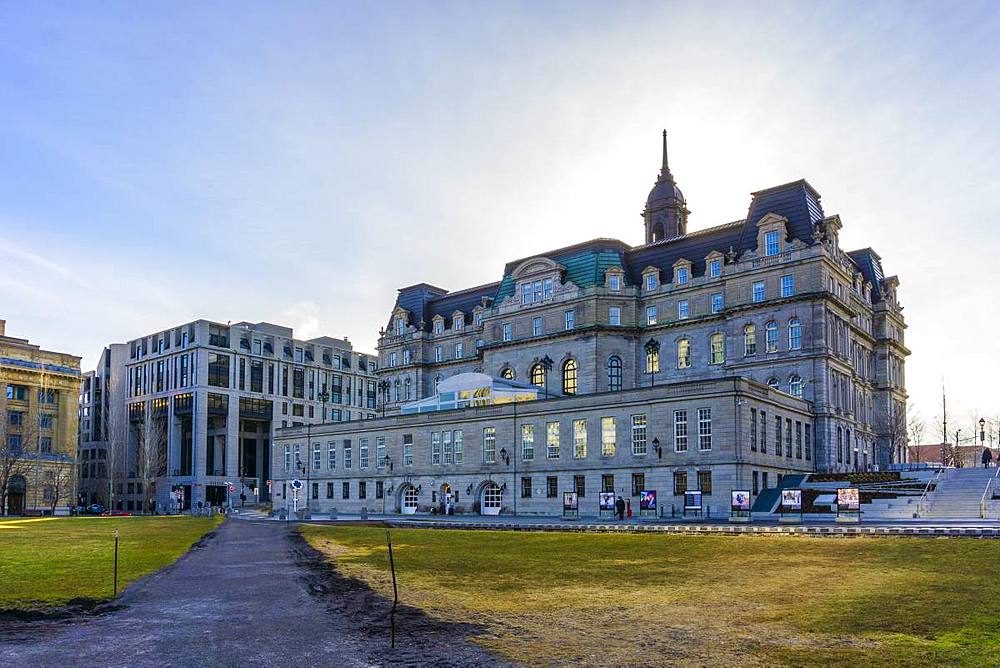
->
<box><xmin>921</xmin><ymin>467</ymin><xmax>998</xmax><ymax>519</ymax></box>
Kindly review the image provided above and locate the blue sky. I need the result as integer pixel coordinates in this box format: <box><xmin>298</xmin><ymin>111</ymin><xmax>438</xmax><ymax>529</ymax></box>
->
<box><xmin>2</xmin><ymin>1</ymin><xmax>999</xmax><ymax>436</ymax></box>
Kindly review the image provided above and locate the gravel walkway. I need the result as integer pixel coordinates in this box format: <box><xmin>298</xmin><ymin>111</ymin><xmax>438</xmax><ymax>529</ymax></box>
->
<box><xmin>0</xmin><ymin>519</ymin><xmax>506</xmax><ymax>667</ymax></box>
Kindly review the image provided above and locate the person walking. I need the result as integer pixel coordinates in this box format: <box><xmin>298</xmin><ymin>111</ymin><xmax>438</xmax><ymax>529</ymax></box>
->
<box><xmin>615</xmin><ymin>495</ymin><xmax>625</xmax><ymax>521</ymax></box>
<box><xmin>626</xmin><ymin>498</ymin><xmax>633</xmax><ymax>519</ymax></box>
<box><xmin>982</xmin><ymin>447</ymin><xmax>993</xmax><ymax>469</ymax></box>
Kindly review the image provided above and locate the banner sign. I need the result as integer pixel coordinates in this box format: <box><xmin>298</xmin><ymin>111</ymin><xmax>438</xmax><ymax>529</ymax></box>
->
<box><xmin>684</xmin><ymin>490</ymin><xmax>702</xmax><ymax>510</ymax></box>
<box><xmin>837</xmin><ymin>487</ymin><xmax>860</xmax><ymax>511</ymax></box>
<box><xmin>599</xmin><ymin>492</ymin><xmax>616</xmax><ymax>511</ymax></box>
<box><xmin>639</xmin><ymin>490</ymin><xmax>657</xmax><ymax>511</ymax></box>
<box><xmin>781</xmin><ymin>489</ymin><xmax>802</xmax><ymax>511</ymax></box>
<box><xmin>563</xmin><ymin>492</ymin><xmax>579</xmax><ymax>511</ymax></box>
<box><xmin>731</xmin><ymin>490</ymin><xmax>751</xmax><ymax>512</ymax></box>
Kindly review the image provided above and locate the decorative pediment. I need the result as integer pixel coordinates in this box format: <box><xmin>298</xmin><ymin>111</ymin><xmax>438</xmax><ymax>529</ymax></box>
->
<box><xmin>511</xmin><ymin>256</ymin><xmax>564</xmax><ymax>280</ymax></box>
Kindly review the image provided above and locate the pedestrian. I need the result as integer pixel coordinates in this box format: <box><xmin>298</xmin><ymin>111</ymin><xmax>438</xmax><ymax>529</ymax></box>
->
<box><xmin>615</xmin><ymin>495</ymin><xmax>625</xmax><ymax>521</ymax></box>
<box><xmin>982</xmin><ymin>447</ymin><xmax>993</xmax><ymax>469</ymax></box>
<box><xmin>626</xmin><ymin>498</ymin><xmax>633</xmax><ymax>519</ymax></box>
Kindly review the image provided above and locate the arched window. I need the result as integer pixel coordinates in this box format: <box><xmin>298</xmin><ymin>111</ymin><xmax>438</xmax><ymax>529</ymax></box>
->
<box><xmin>677</xmin><ymin>338</ymin><xmax>691</xmax><ymax>369</ymax></box>
<box><xmin>765</xmin><ymin>321</ymin><xmax>778</xmax><ymax>353</ymax></box>
<box><xmin>404</xmin><ymin>377</ymin><xmax>412</xmax><ymax>400</ymax></box>
<box><xmin>766</xmin><ymin>377</ymin><xmax>779</xmax><ymax>389</ymax></box>
<box><xmin>530</xmin><ymin>364</ymin><xmax>546</xmax><ymax>389</ymax></box>
<box><xmin>710</xmin><ymin>332</ymin><xmax>725</xmax><ymax>364</ymax></box>
<box><xmin>646</xmin><ymin>347</ymin><xmax>660</xmax><ymax>374</ymax></box>
<box><xmin>562</xmin><ymin>359</ymin><xmax>578</xmax><ymax>395</ymax></box>
<box><xmin>394</xmin><ymin>380</ymin><xmax>401</xmax><ymax>401</ymax></box>
<box><xmin>789</xmin><ymin>374</ymin><xmax>803</xmax><ymax>397</ymax></box>
<box><xmin>607</xmin><ymin>356</ymin><xmax>622</xmax><ymax>392</ymax></box>
<box><xmin>744</xmin><ymin>324</ymin><xmax>756</xmax><ymax>357</ymax></box>
<box><xmin>500</xmin><ymin>367</ymin><xmax>515</xmax><ymax>380</ymax></box>
<box><xmin>788</xmin><ymin>318</ymin><xmax>802</xmax><ymax>350</ymax></box>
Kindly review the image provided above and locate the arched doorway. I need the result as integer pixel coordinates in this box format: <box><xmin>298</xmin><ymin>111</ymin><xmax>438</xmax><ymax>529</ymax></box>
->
<box><xmin>440</xmin><ymin>483</ymin><xmax>453</xmax><ymax>515</ymax></box>
<box><xmin>399</xmin><ymin>484</ymin><xmax>418</xmax><ymax>515</ymax></box>
<box><xmin>8</xmin><ymin>475</ymin><xmax>26</xmax><ymax>515</ymax></box>
<box><xmin>481</xmin><ymin>481</ymin><xmax>502</xmax><ymax>516</ymax></box>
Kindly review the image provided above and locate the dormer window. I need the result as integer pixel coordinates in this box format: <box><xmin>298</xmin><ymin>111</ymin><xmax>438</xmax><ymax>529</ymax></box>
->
<box><xmin>709</xmin><ymin>259</ymin><xmax>721</xmax><ymax>278</ymax></box>
<box><xmin>676</xmin><ymin>267</ymin><xmax>689</xmax><ymax>284</ymax></box>
<box><xmin>521</xmin><ymin>278</ymin><xmax>554</xmax><ymax>305</ymax></box>
<box><xmin>476</xmin><ymin>312</ymin><xmax>484</xmax><ymax>327</ymax></box>
<box><xmin>764</xmin><ymin>231</ymin><xmax>781</xmax><ymax>256</ymax></box>
<box><xmin>433</xmin><ymin>318</ymin><xmax>444</xmax><ymax>335</ymax></box>
<box><xmin>645</xmin><ymin>274</ymin><xmax>657</xmax><ymax>291</ymax></box>
<box><xmin>454</xmin><ymin>314</ymin><xmax>465</xmax><ymax>331</ymax></box>
<box><xmin>609</xmin><ymin>274</ymin><xmax>621</xmax><ymax>292</ymax></box>
<box><xmin>395</xmin><ymin>318</ymin><xmax>405</xmax><ymax>336</ymax></box>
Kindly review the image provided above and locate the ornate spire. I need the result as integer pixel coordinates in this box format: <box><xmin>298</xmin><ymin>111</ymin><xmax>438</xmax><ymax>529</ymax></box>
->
<box><xmin>659</xmin><ymin>129</ymin><xmax>672</xmax><ymax>181</ymax></box>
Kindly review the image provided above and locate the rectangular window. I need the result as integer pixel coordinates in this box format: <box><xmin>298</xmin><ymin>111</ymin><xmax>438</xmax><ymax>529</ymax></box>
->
<box><xmin>632</xmin><ymin>473</ymin><xmax>645</xmax><ymax>496</ymax></box>
<box><xmin>698</xmin><ymin>408</ymin><xmax>712</xmax><ymax>451</ymax></box>
<box><xmin>646</xmin><ymin>306</ymin><xmax>658</xmax><ymax>325</ymax></box>
<box><xmin>762</xmin><ymin>471</ymin><xmax>769</xmax><ymax>491</ymax></box>
<box><xmin>631</xmin><ymin>414</ymin><xmax>647</xmax><ymax>455</ymax></box>
<box><xmin>564</xmin><ymin>310</ymin><xmax>575</xmax><ymax>330</ymax></box>
<box><xmin>781</xmin><ymin>274</ymin><xmax>794</xmax><ymax>298</ymax></box>
<box><xmin>674</xmin><ymin>410</ymin><xmax>688</xmax><ymax>452</ymax></box>
<box><xmin>376</xmin><ymin>480</ymin><xmax>384</xmax><ymax>499</ymax></box>
<box><xmin>503</xmin><ymin>323</ymin><xmax>512</xmax><ymax>342</ymax></box>
<box><xmin>389</xmin><ymin>352</ymin><xmax>397</xmax><ymax>367</ymax></box>
<box><xmin>573</xmin><ymin>419</ymin><xmax>587</xmax><ymax>459</ymax></box>
<box><xmin>344</xmin><ymin>439</ymin><xmax>353</xmax><ymax>469</ymax></box>
<box><xmin>711</xmin><ymin>293</ymin><xmax>723</xmax><ymax>314</ymax></box>
<box><xmin>698</xmin><ymin>470</ymin><xmax>712</xmax><ymax>495</ymax></box>
<box><xmin>328</xmin><ymin>442</ymin><xmax>336</xmax><ymax>470</ymax></box>
<box><xmin>532</xmin><ymin>317</ymin><xmax>542</xmax><ymax>337</ymax></box>
<box><xmin>574</xmin><ymin>475</ymin><xmax>586</xmax><ymax>498</ymax></box>
<box><xmin>776</xmin><ymin>416</ymin><xmax>783</xmax><ymax>458</ymax></box>
<box><xmin>753</xmin><ymin>470</ymin><xmax>759</xmax><ymax>495</ymax></box>
<box><xmin>765</xmin><ymin>230</ymin><xmax>780</xmax><ymax>256</ymax></box>
<box><xmin>455</xmin><ymin>343</ymin><xmax>464</xmax><ymax>358</ymax></box>
<box><xmin>402</xmin><ymin>349</ymin><xmax>411</xmax><ymax>364</ymax></box>
<box><xmin>609</xmin><ymin>274</ymin><xmax>621</xmax><ymax>291</ymax></box>
<box><xmin>750</xmin><ymin>408</ymin><xmax>758</xmax><ymax>452</ymax></box>
<box><xmin>546</xmin><ymin>476</ymin><xmax>558</xmax><ymax>498</ymax></box>
<box><xmin>435</xmin><ymin>346</ymin><xmax>442</xmax><ymax>362</ymax></box>
<box><xmin>752</xmin><ymin>281</ymin><xmax>765</xmax><ymax>303</ymax></box>
<box><xmin>521</xmin><ymin>477</ymin><xmax>532</xmax><ymax>498</ymax></box>
<box><xmin>602</xmin><ymin>474</ymin><xmax>615</xmax><ymax>493</ymax></box>
<box><xmin>342</xmin><ymin>481</ymin><xmax>350</xmax><ymax>499</ymax></box>
<box><xmin>431</xmin><ymin>432</ymin><xmax>441</xmax><ymax>464</ymax></box>
<box><xmin>795</xmin><ymin>421</ymin><xmax>803</xmax><ymax>459</ymax></box>
<box><xmin>376</xmin><ymin>436</ymin><xmax>386</xmax><ymax>468</ymax></box>
<box><xmin>521</xmin><ymin>424</ymin><xmax>534</xmax><ymax>461</ymax></box>
<box><xmin>678</xmin><ymin>300</ymin><xmax>689</xmax><ymax>319</ymax></box>
<box><xmin>673</xmin><ymin>471</ymin><xmax>688</xmax><ymax>495</ymax></box>
<box><xmin>284</xmin><ymin>445</ymin><xmax>291</xmax><ymax>472</ymax></box>
<box><xmin>292</xmin><ymin>368</ymin><xmax>305</xmax><ymax>399</ymax></box>
<box><xmin>359</xmin><ymin>438</ymin><xmax>369</xmax><ymax>469</ymax></box>
<box><xmin>805</xmin><ymin>424</ymin><xmax>812</xmax><ymax>461</ymax></box>
<box><xmin>443</xmin><ymin>430</ymin><xmax>453</xmax><ymax>464</ymax></box>
<box><xmin>760</xmin><ymin>411</ymin><xmax>767</xmax><ymax>454</ymax></box>
<box><xmin>786</xmin><ymin>418</ymin><xmax>793</xmax><ymax>458</ymax></box>
<box><xmin>454</xmin><ymin>430</ymin><xmax>463</xmax><ymax>464</ymax></box>
<box><xmin>709</xmin><ymin>259</ymin><xmax>721</xmax><ymax>278</ymax></box>
<box><xmin>358</xmin><ymin>481</ymin><xmax>367</xmax><ymax>499</ymax></box>
<box><xmin>403</xmin><ymin>434</ymin><xmax>413</xmax><ymax>466</ymax></box>
<box><xmin>676</xmin><ymin>266</ymin><xmax>689</xmax><ymax>284</ymax></box>
<box><xmin>311</xmin><ymin>482</ymin><xmax>319</xmax><ymax>500</ymax></box>
<box><xmin>609</xmin><ymin>306</ymin><xmax>621</xmax><ymax>326</ymax></box>
<box><xmin>207</xmin><ymin>353</ymin><xmax>230</xmax><ymax>388</ymax></box>
<box><xmin>601</xmin><ymin>417</ymin><xmax>616</xmax><ymax>457</ymax></box>
<box><xmin>326</xmin><ymin>482</ymin><xmax>334</xmax><ymax>499</ymax></box>
<box><xmin>645</xmin><ymin>274</ymin><xmax>657</xmax><ymax>291</ymax></box>
<box><xmin>546</xmin><ymin>421</ymin><xmax>560</xmax><ymax>459</ymax></box>
<box><xmin>313</xmin><ymin>443</ymin><xmax>321</xmax><ymax>471</ymax></box>
<box><xmin>483</xmin><ymin>427</ymin><xmax>496</xmax><ymax>464</ymax></box>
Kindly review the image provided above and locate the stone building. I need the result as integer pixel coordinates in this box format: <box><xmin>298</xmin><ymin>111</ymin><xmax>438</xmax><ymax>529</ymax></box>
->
<box><xmin>0</xmin><ymin>319</ymin><xmax>82</xmax><ymax>515</ymax></box>
<box><xmin>273</xmin><ymin>133</ymin><xmax>909</xmax><ymax>516</ymax></box>
<box><xmin>111</xmin><ymin>319</ymin><xmax>377</xmax><ymax>511</ymax></box>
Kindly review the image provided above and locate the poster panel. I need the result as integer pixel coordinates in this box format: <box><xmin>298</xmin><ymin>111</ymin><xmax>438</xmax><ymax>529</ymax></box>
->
<box><xmin>640</xmin><ymin>490</ymin><xmax>657</xmax><ymax>511</ymax></box>
<box><xmin>599</xmin><ymin>492</ymin><xmax>616</xmax><ymax>511</ymax></box>
<box><xmin>563</xmin><ymin>491</ymin><xmax>579</xmax><ymax>511</ymax></box>
<box><xmin>837</xmin><ymin>487</ymin><xmax>860</xmax><ymax>511</ymax></box>
<box><xmin>781</xmin><ymin>489</ymin><xmax>802</xmax><ymax>511</ymax></box>
<box><xmin>731</xmin><ymin>490</ymin><xmax>751</xmax><ymax>512</ymax></box>
<box><xmin>684</xmin><ymin>490</ymin><xmax>702</xmax><ymax>510</ymax></box>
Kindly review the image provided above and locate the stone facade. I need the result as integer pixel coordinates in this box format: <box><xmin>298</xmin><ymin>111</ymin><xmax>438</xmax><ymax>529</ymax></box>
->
<box><xmin>109</xmin><ymin>320</ymin><xmax>376</xmax><ymax>511</ymax></box>
<box><xmin>272</xmin><ymin>377</ymin><xmax>815</xmax><ymax>517</ymax></box>
<box><xmin>0</xmin><ymin>319</ymin><xmax>82</xmax><ymax>515</ymax></box>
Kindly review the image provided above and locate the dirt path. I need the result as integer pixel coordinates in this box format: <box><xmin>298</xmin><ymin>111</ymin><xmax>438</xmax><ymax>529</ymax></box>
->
<box><xmin>0</xmin><ymin>519</ymin><xmax>506</xmax><ymax>667</ymax></box>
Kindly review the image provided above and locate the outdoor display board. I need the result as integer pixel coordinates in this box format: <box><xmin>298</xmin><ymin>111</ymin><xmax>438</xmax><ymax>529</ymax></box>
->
<box><xmin>731</xmin><ymin>490</ymin><xmax>751</xmax><ymax>512</ymax></box>
<box><xmin>684</xmin><ymin>490</ymin><xmax>702</xmax><ymax>510</ymax></box>
<box><xmin>780</xmin><ymin>489</ymin><xmax>802</xmax><ymax>511</ymax></box>
<box><xmin>639</xmin><ymin>490</ymin><xmax>657</xmax><ymax>511</ymax></box>
<box><xmin>599</xmin><ymin>492</ymin><xmax>616</xmax><ymax>511</ymax></box>
<box><xmin>837</xmin><ymin>487</ymin><xmax>860</xmax><ymax>512</ymax></box>
<box><xmin>563</xmin><ymin>492</ymin><xmax>579</xmax><ymax>512</ymax></box>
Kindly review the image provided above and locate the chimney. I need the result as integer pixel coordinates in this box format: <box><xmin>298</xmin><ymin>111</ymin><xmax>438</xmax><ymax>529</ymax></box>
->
<box><xmin>0</xmin><ymin>319</ymin><xmax>5</xmax><ymax>336</ymax></box>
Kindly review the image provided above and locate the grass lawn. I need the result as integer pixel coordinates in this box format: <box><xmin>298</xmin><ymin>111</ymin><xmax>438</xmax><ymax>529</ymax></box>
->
<box><xmin>303</xmin><ymin>525</ymin><xmax>1000</xmax><ymax>667</ymax></box>
<box><xmin>0</xmin><ymin>515</ymin><xmax>221</xmax><ymax>610</ymax></box>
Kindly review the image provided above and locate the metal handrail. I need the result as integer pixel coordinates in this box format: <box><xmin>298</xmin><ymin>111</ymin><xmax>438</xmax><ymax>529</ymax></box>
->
<box><xmin>979</xmin><ymin>467</ymin><xmax>1000</xmax><ymax>519</ymax></box>
<box><xmin>916</xmin><ymin>468</ymin><xmax>944</xmax><ymax>517</ymax></box>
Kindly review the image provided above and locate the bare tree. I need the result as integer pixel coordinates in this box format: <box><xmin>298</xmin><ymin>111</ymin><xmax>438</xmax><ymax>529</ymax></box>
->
<box><xmin>907</xmin><ymin>407</ymin><xmax>926</xmax><ymax>462</ymax></box>
<box><xmin>47</xmin><ymin>464</ymin><xmax>74</xmax><ymax>514</ymax></box>
<box><xmin>102</xmin><ymin>375</ymin><xmax>129</xmax><ymax>511</ymax></box>
<box><xmin>877</xmin><ymin>399</ymin><xmax>907</xmax><ymax>468</ymax></box>
<box><xmin>134</xmin><ymin>407</ymin><xmax>166</xmax><ymax>514</ymax></box>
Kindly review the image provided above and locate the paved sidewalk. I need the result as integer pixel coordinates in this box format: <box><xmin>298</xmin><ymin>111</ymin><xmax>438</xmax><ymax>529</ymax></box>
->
<box><xmin>1</xmin><ymin>520</ymin><xmax>505</xmax><ymax>667</ymax></box>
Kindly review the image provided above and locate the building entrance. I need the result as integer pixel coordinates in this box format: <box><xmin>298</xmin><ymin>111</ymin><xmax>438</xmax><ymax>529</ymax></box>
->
<box><xmin>8</xmin><ymin>474</ymin><xmax>26</xmax><ymax>515</ymax></box>
<box><xmin>440</xmin><ymin>483</ymin><xmax>453</xmax><ymax>515</ymax></box>
<box><xmin>402</xmin><ymin>485</ymin><xmax>418</xmax><ymax>514</ymax></box>
<box><xmin>481</xmin><ymin>482</ymin><xmax>502</xmax><ymax>516</ymax></box>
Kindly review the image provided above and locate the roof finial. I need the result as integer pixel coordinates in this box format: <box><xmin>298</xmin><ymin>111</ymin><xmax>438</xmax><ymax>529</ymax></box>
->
<box><xmin>660</xmin><ymin>129</ymin><xmax>672</xmax><ymax>181</ymax></box>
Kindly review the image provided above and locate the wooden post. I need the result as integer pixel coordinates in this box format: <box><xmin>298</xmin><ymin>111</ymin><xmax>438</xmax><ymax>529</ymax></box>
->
<box><xmin>386</xmin><ymin>529</ymin><xmax>398</xmax><ymax>648</ymax></box>
<box><xmin>113</xmin><ymin>528</ymin><xmax>120</xmax><ymax>596</ymax></box>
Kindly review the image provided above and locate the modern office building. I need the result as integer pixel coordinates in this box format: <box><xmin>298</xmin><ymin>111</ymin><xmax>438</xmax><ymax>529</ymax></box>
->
<box><xmin>272</xmin><ymin>132</ymin><xmax>909</xmax><ymax>516</ymax></box>
<box><xmin>77</xmin><ymin>343</ymin><xmax>129</xmax><ymax>507</ymax></box>
<box><xmin>0</xmin><ymin>319</ymin><xmax>82</xmax><ymax>515</ymax></box>
<box><xmin>114</xmin><ymin>319</ymin><xmax>377</xmax><ymax>511</ymax></box>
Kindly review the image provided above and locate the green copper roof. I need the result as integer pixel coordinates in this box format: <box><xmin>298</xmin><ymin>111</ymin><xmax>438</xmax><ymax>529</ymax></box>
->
<box><xmin>494</xmin><ymin>248</ymin><xmax>628</xmax><ymax>302</ymax></box>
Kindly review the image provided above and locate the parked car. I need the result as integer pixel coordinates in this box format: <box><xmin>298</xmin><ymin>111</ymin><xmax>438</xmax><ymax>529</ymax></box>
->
<box><xmin>82</xmin><ymin>504</ymin><xmax>105</xmax><ymax>515</ymax></box>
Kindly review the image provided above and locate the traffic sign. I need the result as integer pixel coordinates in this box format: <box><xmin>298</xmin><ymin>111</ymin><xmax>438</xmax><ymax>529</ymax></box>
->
<box><xmin>290</xmin><ymin>479</ymin><xmax>303</xmax><ymax>491</ymax></box>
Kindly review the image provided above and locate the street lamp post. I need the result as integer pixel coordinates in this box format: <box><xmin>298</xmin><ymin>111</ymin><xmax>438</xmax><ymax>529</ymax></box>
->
<box><xmin>295</xmin><ymin>455</ymin><xmax>308</xmax><ymax>515</ymax></box>
<box><xmin>378</xmin><ymin>380</ymin><xmax>390</xmax><ymax>418</ymax></box>
<box><xmin>980</xmin><ymin>418</ymin><xmax>986</xmax><ymax>445</ymax></box>
<box><xmin>381</xmin><ymin>454</ymin><xmax>393</xmax><ymax>514</ymax></box>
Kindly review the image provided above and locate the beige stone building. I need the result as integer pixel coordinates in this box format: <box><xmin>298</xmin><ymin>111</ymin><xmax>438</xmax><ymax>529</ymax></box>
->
<box><xmin>0</xmin><ymin>319</ymin><xmax>82</xmax><ymax>515</ymax></box>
